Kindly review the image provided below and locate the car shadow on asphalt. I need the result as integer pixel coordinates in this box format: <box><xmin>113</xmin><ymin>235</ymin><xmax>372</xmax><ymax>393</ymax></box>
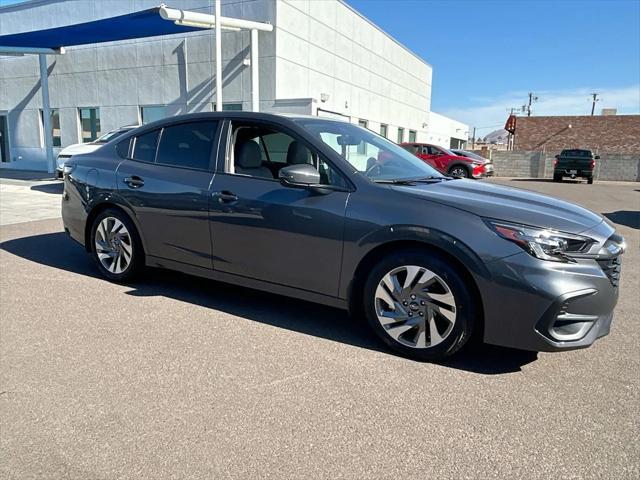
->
<box><xmin>603</xmin><ymin>210</ymin><xmax>640</xmax><ymax>230</ymax></box>
<box><xmin>30</xmin><ymin>182</ymin><xmax>64</xmax><ymax>195</ymax></box>
<box><xmin>1</xmin><ymin>231</ymin><xmax>538</xmax><ymax>375</ymax></box>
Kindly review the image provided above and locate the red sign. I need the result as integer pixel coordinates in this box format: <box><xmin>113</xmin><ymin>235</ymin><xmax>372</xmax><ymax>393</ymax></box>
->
<box><xmin>505</xmin><ymin>114</ymin><xmax>517</xmax><ymax>134</ymax></box>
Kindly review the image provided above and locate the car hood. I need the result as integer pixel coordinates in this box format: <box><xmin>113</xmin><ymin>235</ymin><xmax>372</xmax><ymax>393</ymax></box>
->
<box><xmin>392</xmin><ymin>179</ymin><xmax>603</xmax><ymax>234</ymax></box>
<box><xmin>58</xmin><ymin>143</ymin><xmax>102</xmax><ymax>156</ymax></box>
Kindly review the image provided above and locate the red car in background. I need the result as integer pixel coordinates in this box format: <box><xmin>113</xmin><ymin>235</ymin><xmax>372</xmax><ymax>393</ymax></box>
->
<box><xmin>400</xmin><ymin>142</ymin><xmax>490</xmax><ymax>179</ymax></box>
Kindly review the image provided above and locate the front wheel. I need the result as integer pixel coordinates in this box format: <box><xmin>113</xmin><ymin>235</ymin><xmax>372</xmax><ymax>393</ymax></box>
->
<box><xmin>90</xmin><ymin>209</ymin><xmax>143</xmax><ymax>282</ymax></box>
<box><xmin>448</xmin><ymin>165</ymin><xmax>469</xmax><ymax>178</ymax></box>
<box><xmin>362</xmin><ymin>250</ymin><xmax>476</xmax><ymax>361</ymax></box>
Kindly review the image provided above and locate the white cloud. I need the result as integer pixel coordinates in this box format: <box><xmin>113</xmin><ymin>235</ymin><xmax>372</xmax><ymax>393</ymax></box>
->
<box><xmin>441</xmin><ymin>85</ymin><xmax>640</xmax><ymax>136</ymax></box>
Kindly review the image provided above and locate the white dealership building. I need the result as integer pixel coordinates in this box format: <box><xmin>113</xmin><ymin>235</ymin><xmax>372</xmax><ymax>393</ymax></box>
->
<box><xmin>0</xmin><ymin>0</ymin><xmax>469</xmax><ymax>171</ymax></box>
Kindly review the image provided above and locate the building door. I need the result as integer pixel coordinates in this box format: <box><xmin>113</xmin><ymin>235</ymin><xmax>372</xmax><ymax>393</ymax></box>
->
<box><xmin>0</xmin><ymin>115</ymin><xmax>9</xmax><ymax>163</ymax></box>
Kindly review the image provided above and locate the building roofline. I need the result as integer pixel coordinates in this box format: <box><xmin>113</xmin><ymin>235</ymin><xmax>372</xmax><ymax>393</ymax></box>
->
<box><xmin>337</xmin><ymin>0</ymin><xmax>432</xmax><ymax>70</ymax></box>
<box><xmin>515</xmin><ymin>114</ymin><xmax>640</xmax><ymax>119</ymax></box>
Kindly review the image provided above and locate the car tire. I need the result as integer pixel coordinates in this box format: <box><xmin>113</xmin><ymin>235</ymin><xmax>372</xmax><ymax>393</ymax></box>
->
<box><xmin>362</xmin><ymin>249</ymin><xmax>476</xmax><ymax>361</ymax></box>
<box><xmin>553</xmin><ymin>174</ymin><xmax>562</xmax><ymax>182</ymax></box>
<box><xmin>90</xmin><ymin>208</ymin><xmax>143</xmax><ymax>282</ymax></box>
<box><xmin>448</xmin><ymin>165</ymin><xmax>470</xmax><ymax>178</ymax></box>
<box><xmin>587</xmin><ymin>177</ymin><xmax>594</xmax><ymax>184</ymax></box>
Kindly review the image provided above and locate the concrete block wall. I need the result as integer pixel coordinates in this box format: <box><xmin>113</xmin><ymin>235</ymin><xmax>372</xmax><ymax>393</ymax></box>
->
<box><xmin>490</xmin><ymin>151</ymin><xmax>545</xmax><ymax>178</ymax></box>
<box><xmin>489</xmin><ymin>150</ymin><xmax>640</xmax><ymax>182</ymax></box>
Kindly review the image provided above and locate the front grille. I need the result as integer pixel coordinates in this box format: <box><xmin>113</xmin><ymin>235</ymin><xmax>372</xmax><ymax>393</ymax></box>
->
<box><xmin>597</xmin><ymin>255</ymin><xmax>622</xmax><ymax>287</ymax></box>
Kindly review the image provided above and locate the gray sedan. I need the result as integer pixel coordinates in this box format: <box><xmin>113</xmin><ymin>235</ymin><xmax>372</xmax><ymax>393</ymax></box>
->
<box><xmin>61</xmin><ymin>112</ymin><xmax>625</xmax><ymax>361</ymax></box>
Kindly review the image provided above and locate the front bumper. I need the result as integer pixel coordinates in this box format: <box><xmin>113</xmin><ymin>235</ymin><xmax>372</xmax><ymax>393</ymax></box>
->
<box><xmin>479</xmin><ymin>244</ymin><xmax>622</xmax><ymax>352</ymax></box>
<box><xmin>472</xmin><ymin>163</ymin><xmax>494</xmax><ymax>178</ymax></box>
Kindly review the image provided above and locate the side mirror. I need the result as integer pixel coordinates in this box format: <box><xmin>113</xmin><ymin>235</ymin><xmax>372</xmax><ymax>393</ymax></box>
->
<box><xmin>594</xmin><ymin>155</ymin><xmax>600</xmax><ymax>159</ymax></box>
<box><xmin>279</xmin><ymin>163</ymin><xmax>321</xmax><ymax>188</ymax></box>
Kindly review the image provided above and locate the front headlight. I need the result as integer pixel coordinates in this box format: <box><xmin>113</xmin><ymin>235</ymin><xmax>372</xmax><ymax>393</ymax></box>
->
<box><xmin>487</xmin><ymin>220</ymin><xmax>595</xmax><ymax>262</ymax></box>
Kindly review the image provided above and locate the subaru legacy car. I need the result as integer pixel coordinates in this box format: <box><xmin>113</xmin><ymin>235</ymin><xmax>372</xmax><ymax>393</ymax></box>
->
<box><xmin>61</xmin><ymin>112</ymin><xmax>625</xmax><ymax>361</ymax></box>
<box><xmin>56</xmin><ymin>125</ymin><xmax>138</xmax><ymax>177</ymax></box>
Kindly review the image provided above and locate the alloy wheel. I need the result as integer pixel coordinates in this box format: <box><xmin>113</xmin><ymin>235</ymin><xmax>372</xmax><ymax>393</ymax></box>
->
<box><xmin>450</xmin><ymin>167</ymin><xmax>468</xmax><ymax>178</ymax></box>
<box><xmin>94</xmin><ymin>216</ymin><xmax>133</xmax><ymax>274</ymax></box>
<box><xmin>374</xmin><ymin>265</ymin><xmax>457</xmax><ymax>348</ymax></box>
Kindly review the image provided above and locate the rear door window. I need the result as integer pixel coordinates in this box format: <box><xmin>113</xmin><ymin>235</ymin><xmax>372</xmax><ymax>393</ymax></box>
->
<box><xmin>132</xmin><ymin>130</ymin><xmax>160</xmax><ymax>163</ymax></box>
<box><xmin>156</xmin><ymin>121</ymin><xmax>218</xmax><ymax>170</ymax></box>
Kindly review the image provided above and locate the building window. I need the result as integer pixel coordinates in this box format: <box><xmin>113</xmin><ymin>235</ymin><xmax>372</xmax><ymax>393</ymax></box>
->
<box><xmin>380</xmin><ymin>124</ymin><xmax>388</xmax><ymax>138</ymax></box>
<box><xmin>409</xmin><ymin>130</ymin><xmax>417</xmax><ymax>143</ymax></box>
<box><xmin>357</xmin><ymin>119</ymin><xmax>368</xmax><ymax>155</ymax></box>
<box><xmin>141</xmin><ymin>105</ymin><xmax>168</xmax><ymax>124</ymax></box>
<box><xmin>213</xmin><ymin>103</ymin><xmax>243</xmax><ymax>111</ymax></box>
<box><xmin>397</xmin><ymin>127</ymin><xmax>405</xmax><ymax>144</ymax></box>
<box><xmin>78</xmin><ymin>107</ymin><xmax>101</xmax><ymax>143</ymax></box>
<box><xmin>40</xmin><ymin>109</ymin><xmax>61</xmax><ymax>147</ymax></box>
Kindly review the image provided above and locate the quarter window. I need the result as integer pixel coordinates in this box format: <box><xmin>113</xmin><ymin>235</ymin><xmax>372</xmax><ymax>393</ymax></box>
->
<box><xmin>132</xmin><ymin>130</ymin><xmax>160</xmax><ymax>163</ymax></box>
<box><xmin>155</xmin><ymin>121</ymin><xmax>218</xmax><ymax>170</ymax></box>
<box><xmin>78</xmin><ymin>107</ymin><xmax>101</xmax><ymax>143</ymax></box>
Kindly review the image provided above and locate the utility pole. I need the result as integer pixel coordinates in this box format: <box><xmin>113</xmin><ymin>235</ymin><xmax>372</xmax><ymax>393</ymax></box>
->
<box><xmin>525</xmin><ymin>92</ymin><xmax>538</xmax><ymax>117</ymax></box>
<box><xmin>471</xmin><ymin>126</ymin><xmax>476</xmax><ymax>149</ymax></box>
<box><xmin>590</xmin><ymin>92</ymin><xmax>599</xmax><ymax>116</ymax></box>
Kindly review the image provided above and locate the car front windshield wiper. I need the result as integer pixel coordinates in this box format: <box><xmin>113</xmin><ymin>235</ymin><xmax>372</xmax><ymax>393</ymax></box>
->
<box><xmin>373</xmin><ymin>176</ymin><xmax>448</xmax><ymax>185</ymax></box>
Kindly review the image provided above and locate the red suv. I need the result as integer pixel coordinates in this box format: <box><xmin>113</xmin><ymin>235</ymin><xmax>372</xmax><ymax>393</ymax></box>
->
<box><xmin>400</xmin><ymin>142</ymin><xmax>489</xmax><ymax>179</ymax></box>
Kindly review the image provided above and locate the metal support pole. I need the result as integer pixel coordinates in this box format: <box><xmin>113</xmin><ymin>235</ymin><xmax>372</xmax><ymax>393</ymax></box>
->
<box><xmin>250</xmin><ymin>28</ymin><xmax>259</xmax><ymax>112</ymax></box>
<box><xmin>215</xmin><ymin>0</ymin><xmax>223</xmax><ymax>111</ymax></box>
<box><xmin>39</xmin><ymin>54</ymin><xmax>54</xmax><ymax>174</ymax></box>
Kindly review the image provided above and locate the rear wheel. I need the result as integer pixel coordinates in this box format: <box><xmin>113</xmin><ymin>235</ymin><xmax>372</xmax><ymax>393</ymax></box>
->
<box><xmin>448</xmin><ymin>165</ymin><xmax>469</xmax><ymax>178</ymax></box>
<box><xmin>587</xmin><ymin>176</ymin><xmax>594</xmax><ymax>184</ymax></box>
<box><xmin>553</xmin><ymin>173</ymin><xmax>562</xmax><ymax>182</ymax></box>
<box><xmin>90</xmin><ymin>209</ymin><xmax>143</xmax><ymax>282</ymax></box>
<box><xmin>362</xmin><ymin>250</ymin><xmax>476</xmax><ymax>361</ymax></box>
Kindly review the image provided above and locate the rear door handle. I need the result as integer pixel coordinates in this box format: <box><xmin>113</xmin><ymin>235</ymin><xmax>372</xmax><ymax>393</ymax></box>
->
<box><xmin>212</xmin><ymin>190</ymin><xmax>238</xmax><ymax>203</ymax></box>
<box><xmin>124</xmin><ymin>176</ymin><xmax>144</xmax><ymax>188</ymax></box>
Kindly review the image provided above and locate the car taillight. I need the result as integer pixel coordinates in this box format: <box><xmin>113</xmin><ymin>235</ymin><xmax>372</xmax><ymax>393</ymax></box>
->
<box><xmin>590</xmin><ymin>159</ymin><xmax>596</xmax><ymax>169</ymax></box>
<box><xmin>553</xmin><ymin>158</ymin><xmax>558</xmax><ymax>167</ymax></box>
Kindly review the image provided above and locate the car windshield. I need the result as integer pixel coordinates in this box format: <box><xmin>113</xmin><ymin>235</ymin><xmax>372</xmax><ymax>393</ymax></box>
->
<box><xmin>296</xmin><ymin>118</ymin><xmax>443</xmax><ymax>182</ymax></box>
<box><xmin>93</xmin><ymin>128</ymin><xmax>132</xmax><ymax>144</ymax></box>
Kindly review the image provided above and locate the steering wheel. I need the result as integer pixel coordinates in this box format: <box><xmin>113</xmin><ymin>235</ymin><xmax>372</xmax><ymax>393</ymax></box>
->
<box><xmin>365</xmin><ymin>158</ymin><xmax>403</xmax><ymax>177</ymax></box>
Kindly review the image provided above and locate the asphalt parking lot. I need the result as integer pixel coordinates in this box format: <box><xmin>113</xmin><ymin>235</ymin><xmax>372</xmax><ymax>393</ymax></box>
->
<box><xmin>1</xmin><ymin>176</ymin><xmax>638</xmax><ymax>479</ymax></box>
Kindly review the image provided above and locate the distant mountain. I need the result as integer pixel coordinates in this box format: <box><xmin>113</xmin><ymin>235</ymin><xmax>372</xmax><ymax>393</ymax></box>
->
<box><xmin>483</xmin><ymin>129</ymin><xmax>508</xmax><ymax>143</ymax></box>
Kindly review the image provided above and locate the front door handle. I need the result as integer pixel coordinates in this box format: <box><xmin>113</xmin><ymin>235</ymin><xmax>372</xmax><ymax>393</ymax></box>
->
<box><xmin>124</xmin><ymin>176</ymin><xmax>145</xmax><ymax>188</ymax></box>
<box><xmin>212</xmin><ymin>190</ymin><xmax>238</xmax><ymax>203</ymax></box>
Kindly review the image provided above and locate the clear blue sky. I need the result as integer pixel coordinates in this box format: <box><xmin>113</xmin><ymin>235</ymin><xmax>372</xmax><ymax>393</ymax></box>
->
<box><xmin>347</xmin><ymin>0</ymin><xmax>640</xmax><ymax>130</ymax></box>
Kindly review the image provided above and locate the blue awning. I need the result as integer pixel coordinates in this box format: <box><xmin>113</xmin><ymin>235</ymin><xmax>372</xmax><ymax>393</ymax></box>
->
<box><xmin>0</xmin><ymin>7</ymin><xmax>203</xmax><ymax>49</ymax></box>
